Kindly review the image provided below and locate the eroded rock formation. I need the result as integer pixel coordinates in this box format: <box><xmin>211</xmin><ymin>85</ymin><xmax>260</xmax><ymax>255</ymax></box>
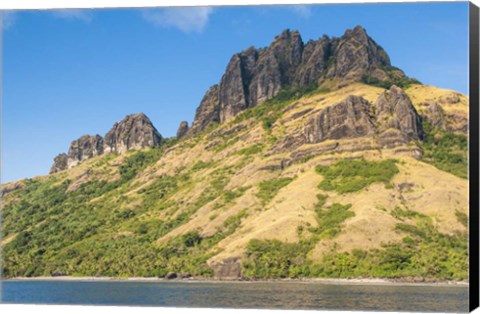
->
<box><xmin>305</xmin><ymin>95</ymin><xmax>376</xmax><ymax>144</ymax></box>
<box><xmin>302</xmin><ymin>86</ymin><xmax>424</xmax><ymax>154</ymax></box>
<box><xmin>189</xmin><ymin>26</ymin><xmax>411</xmax><ymax>135</ymax></box>
<box><xmin>104</xmin><ymin>113</ymin><xmax>162</xmax><ymax>154</ymax></box>
<box><xmin>375</xmin><ymin>85</ymin><xmax>424</xmax><ymax>141</ymax></box>
<box><xmin>50</xmin><ymin>113</ymin><xmax>162</xmax><ymax>173</ymax></box>
<box><xmin>176</xmin><ymin>121</ymin><xmax>189</xmax><ymax>139</ymax></box>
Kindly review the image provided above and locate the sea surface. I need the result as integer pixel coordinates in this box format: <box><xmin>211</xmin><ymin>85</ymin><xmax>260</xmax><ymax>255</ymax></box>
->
<box><xmin>0</xmin><ymin>280</ymin><xmax>469</xmax><ymax>312</ymax></box>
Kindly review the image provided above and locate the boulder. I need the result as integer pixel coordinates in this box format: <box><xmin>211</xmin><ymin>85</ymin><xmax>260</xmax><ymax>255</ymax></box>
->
<box><xmin>164</xmin><ymin>272</ymin><xmax>177</xmax><ymax>280</ymax></box>
<box><xmin>210</xmin><ymin>257</ymin><xmax>242</xmax><ymax>280</ymax></box>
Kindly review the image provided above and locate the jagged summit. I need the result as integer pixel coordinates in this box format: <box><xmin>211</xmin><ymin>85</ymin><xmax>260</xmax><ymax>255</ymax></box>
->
<box><xmin>104</xmin><ymin>113</ymin><xmax>162</xmax><ymax>154</ymax></box>
<box><xmin>188</xmin><ymin>26</ymin><xmax>413</xmax><ymax>136</ymax></box>
<box><xmin>50</xmin><ymin>113</ymin><xmax>162</xmax><ymax>173</ymax></box>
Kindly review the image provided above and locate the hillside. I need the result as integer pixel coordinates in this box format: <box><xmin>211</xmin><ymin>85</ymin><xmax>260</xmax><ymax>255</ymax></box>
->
<box><xmin>1</xmin><ymin>26</ymin><xmax>469</xmax><ymax>281</ymax></box>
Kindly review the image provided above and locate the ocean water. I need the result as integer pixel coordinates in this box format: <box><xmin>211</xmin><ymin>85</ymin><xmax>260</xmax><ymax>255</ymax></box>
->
<box><xmin>0</xmin><ymin>280</ymin><xmax>469</xmax><ymax>312</ymax></box>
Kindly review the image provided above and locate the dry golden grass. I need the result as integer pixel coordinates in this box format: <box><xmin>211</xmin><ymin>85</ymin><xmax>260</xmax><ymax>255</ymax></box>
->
<box><xmin>1</xmin><ymin>82</ymin><xmax>469</xmax><ymax>266</ymax></box>
<box><xmin>406</xmin><ymin>84</ymin><xmax>468</xmax><ymax>114</ymax></box>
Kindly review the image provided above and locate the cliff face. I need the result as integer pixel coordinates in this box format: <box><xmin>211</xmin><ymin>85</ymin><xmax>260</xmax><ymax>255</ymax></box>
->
<box><xmin>104</xmin><ymin>113</ymin><xmax>162</xmax><ymax>154</ymax></box>
<box><xmin>304</xmin><ymin>95</ymin><xmax>376</xmax><ymax>144</ymax></box>
<box><xmin>176</xmin><ymin>121</ymin><xmax>189</xmax><ymax>139</ymax></box>
<box><xmin>67</xmin><ymin>135</ymin><xmax>104</xmax><ymax>168</ymax></box>
<box><xmin>50</xmin><ymin>113</ymin><xmax>162</xmax><ymax>173</ymax></box>
<box><xmin>189</xmin><ymin>26</ymin><xmax>411</xmax><ymax>135</ymax></box>
<box><xmin>375</xmin><ymin>85</ymin><xmax>424</xmax><ymax>141</ymax></box>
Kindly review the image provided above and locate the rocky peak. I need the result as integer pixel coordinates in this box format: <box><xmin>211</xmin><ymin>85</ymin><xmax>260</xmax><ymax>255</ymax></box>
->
<box><xmin>374</xmin><ymin>85</ymin><xmax>424</xmax><ymax>141</ymax></box>
<box><xmin>50</xmin><ymin>153</ymin><xmax>68</xmax><ymax>174</ymax></box>
<box><xmin>50</xmin><ymin>113</ymin><xmax>162</xmax><ymax>173</ymax></box>
<box><xmin>325</xmin><ymin>25</ymin><xmax>391</xmax><ymax>81</ymax></box>
<box><xmin>68</xmin><ymin>134</ymin><xmax>104</xmax><ymax>167</ymax></box>
<box><xmin>269</xmin><ymin>29</ymin><xmax>304</xmax><ymax>85</ymax></box>
<box><xmin>176</xmin><ymin>121</ymin><xmax>189</xmax><ymax>139</ymax></box>
<box><xmin>189</xmin><ymin>85</ymin><xmax>221</xmax><ymax>135</ymax></box>
<box><xmin>104</xmin><ymin>113</ymin><xmax>162</xmax><ymax>154</ymax></box>
<box><xmin>189</xmin><ymin>26</ymin><xmax>411</xmax><ymax>135</ymax></box>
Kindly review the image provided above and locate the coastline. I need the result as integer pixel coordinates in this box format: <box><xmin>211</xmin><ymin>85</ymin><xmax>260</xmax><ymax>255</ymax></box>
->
<box><xmin>1</xmin><ymin>276</ymin><xmax>469</xmax><ymax>287</ymax></box>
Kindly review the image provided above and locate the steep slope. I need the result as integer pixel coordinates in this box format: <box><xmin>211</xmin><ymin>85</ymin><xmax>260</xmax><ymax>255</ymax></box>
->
<box><xmin>1</xmin><ymin>82</ymin><xmax>468</xmax><ymax>280</ymax></box>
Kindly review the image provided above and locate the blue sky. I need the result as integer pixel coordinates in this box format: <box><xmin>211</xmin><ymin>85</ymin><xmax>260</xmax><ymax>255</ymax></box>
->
<box><xmin>1</xmin><ymin>2</ymin><xmax>470</xmax><ymax>183</ymax></box>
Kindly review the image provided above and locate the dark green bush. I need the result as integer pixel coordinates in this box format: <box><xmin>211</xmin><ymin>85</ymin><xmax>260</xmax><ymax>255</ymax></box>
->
<box><xmin>256</xmin><ymin>177</ymin><xmax>294</xmax><ymax>205</ymax></box>
<box><xmin>316</xmin><ymin>159</ymin><xmax>399</xmax><ymax>193</ymax></box>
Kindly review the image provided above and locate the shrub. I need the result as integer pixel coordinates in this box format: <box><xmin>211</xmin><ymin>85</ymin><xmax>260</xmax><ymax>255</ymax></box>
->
<box><xmin>237</xmin><ymin>144</ymin><xmax>264</xmax><ymax>156</ymax></box>
<box><xmin>316</xmin><ymin>159</ymin><xmax>399</xmax><ymax>193</ymax></box>
<box><xmin>256</xmin><ymin>177</ymin><xmax>294</xmax><ymax>205</ymax></box>
<box><xmin>119</xmin><ymin>148</ymin><xmax>162</xmax><ymax>181</ymax></box>
<box><xmin>421</xmin><ymin>120</ymin><xmax>468</xmax><ymax>179</ymax></box>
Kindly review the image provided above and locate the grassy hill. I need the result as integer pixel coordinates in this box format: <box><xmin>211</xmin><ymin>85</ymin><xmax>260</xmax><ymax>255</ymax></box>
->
<box><xmin>1</xmin><ymin>83</ymin><xmax>469</xmax><ymax>280</ymax></box>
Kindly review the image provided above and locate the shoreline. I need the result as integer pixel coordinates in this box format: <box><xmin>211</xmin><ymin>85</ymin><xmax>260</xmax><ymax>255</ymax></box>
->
<box><xmin>1</xmin><ymin>276</ymin><xmax>469</xmax><ymax>287</ymax></box>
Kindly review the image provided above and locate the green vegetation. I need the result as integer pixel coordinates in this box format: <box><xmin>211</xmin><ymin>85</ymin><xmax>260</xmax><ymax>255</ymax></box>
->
<box><xmin>421</xmin><ymin>121</ymin><xmax>468</xmax><ymax>179</ymax></box>
<box><xmin>242</xmin><ymin>203</ymin><xmax>467</xmax><ymax>280</ymax></box>
<box><xmin>455</xmin><ymin>210</ymin><xmax>468</xmax><ymax>228</ymax></box>
<box><xmin>236</xmin><ymin>144</ymin><xmax>264</xmax><ymax>156</ymax></box>
<box><xmin>309</xmin><ymin>196</ymin><xmax>354</xmax><ymax>239</ymax></box>
<box><xmin>390</xmin><ymin>207</ymin><xmax>426</xmax><ymax>221</ymax></box>
<box><xmin>361</xmin><ymin>67</ymin><xmax>421</xmax><ymax>89</ymax></box>
<box><xmin>256</xmin><ymin>177</ymin><xmax>294</xmax><ymax>205</ymax></box>
<box><xmin>243</xmin><ymin>239</ymin><xmax>314</xmax><ymax>278</ymax></box>
<box><xmin>243</xmin><ymin>194</ymin><xmax>355</xmax><ymax>279</ymax></box>
<box><xmin>191</xmin><ymin>160</ymin><xmax>215</xmax><ymax>172</ymax></box>
<box><xmin>232</xmin><ymin>84</ymin><xmax>328</xmax><ymax>129</ymax></box>
<box><xmin>316</xmin><ymin>159</ymin><xmax>399</xmax><ymax>193</ymax></box>
<box><xmin>1</xmin><ymin>148</ymin><xmax>244</xmax><ymax>278</ymax></box>
<box><xmin>222</xmin><ymin>186</ymin><xmax>250</xmax><ymax>203</ymax></box>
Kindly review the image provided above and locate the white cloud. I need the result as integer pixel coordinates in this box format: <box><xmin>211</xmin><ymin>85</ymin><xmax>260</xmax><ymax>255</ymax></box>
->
<box><xmin>290</xmin><ymin>5</ymin><xmax>312</xmax><ymax>19</ymax></box>
<box><xmin>0</xmin><ymin>10</ymin><xmax>17</xmax><ymax>30</ymax></box>
<box><xmin>51</xmin><ymin>9</ymin><xmax>93</xmax><ymax>23</ymax></box>
<box><xmin>142</xmin><ymin>7</ymin><xmax>214</xmax><ymax>33</ymax></box>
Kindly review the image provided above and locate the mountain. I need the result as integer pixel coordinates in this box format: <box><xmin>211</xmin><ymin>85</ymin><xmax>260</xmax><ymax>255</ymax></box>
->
<box><xmin>187</xmin><ymin>26</ymin><xmax>418</xmax><ymax>136</ymax></box>
<box><xmin>1</xmin><ymin>27</ymin><xmax>468</xmax><ymax>281</ymax></box>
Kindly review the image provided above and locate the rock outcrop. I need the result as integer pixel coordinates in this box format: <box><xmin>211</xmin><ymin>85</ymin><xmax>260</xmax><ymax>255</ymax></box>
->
<box><xmin>50</xmin><ymin>134</ymin><xmax>104</xmax><ymax>173</ymax></box>
<box><xmin>324</xmin><ymin>26</ymin><xmax>392</xmax><ymax>81</ymax></box>
<box><xmin>375</xmin><ymin>85</ymin><xmax>424</xmax><ymax>141</ymax></box>
<box><xmin>67</xmin><ymin>134</ymin><xmax>104</xmax><ymax>168</ymax></box>
<box><xmin>49</xmin><ymin>113</ymin><xmax>162</xmax><ymax>173</ymax></box>
<box><xmin>305</xmin><ymin>95</ymin><xmax>376</xmax><ymax>144</ymax></box>
<box><xmin>50</xmin><ymin>153</ymin><xmax>69</xmax><ymax>173</ymax></box>
<box><xmin>176</xmin><ymin>121</ymin><xmax>189</xmax><ymax>139</ymax></box>
<box><xmin>302</xmin><ymin>86</ymin><xmax>424</xmax><ymax>153</ymax></box>
<box><xmin>189</xmin><ymin>26</ymin><xmax>412</xmax><ymax>135</ymax></box>
<box><xmin>420</xmin><ymin>100</ymin><xmax>467</xmax><ymax>134</ymax></box>
<box><xmin>104</xmin><ymin>113</ymin><xmax>162</xmax><ymax>154</ymax></box>
<box><xmin>210</xmin><ymin>257</ymin><xmax>242</xmax><ymax>280</ymax></box>
<box><xmin>421</xmin><ymin>101</ymin><xmax>447</xmax><ymax>130</ymax></box>
<box><xmin>189</xmin><ymin>85</ymin><xmax>221</xmax><ymax>135</ymax></box>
